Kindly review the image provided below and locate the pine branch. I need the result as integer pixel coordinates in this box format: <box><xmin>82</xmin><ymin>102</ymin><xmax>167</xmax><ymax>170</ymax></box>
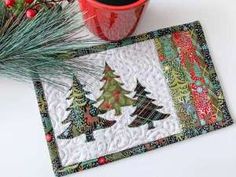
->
<box><xmin>0</xmin><ymin>2</ymin><xmax>11</xmax><ymax>31</ymax></box>
<box><xmin>0</xmin><ymin>2</ymin><xmax>102</xmax><ymax>87</ymax></box>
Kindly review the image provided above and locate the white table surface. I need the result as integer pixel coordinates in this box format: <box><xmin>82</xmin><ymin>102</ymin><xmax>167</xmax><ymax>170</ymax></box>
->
<box><xmin>0</xmin><ymin>0</ymin><xmax>236</xmax><ymax>177</ymax></box>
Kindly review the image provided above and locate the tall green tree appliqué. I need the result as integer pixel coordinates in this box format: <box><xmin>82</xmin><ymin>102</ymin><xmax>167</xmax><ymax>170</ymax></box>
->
<box><xmin>98</xmin><ymin>62</ymin><xmax>135</xmax><ymax>116</ymax></box>
<box><xmin>58</xmin><ymin>76</ymin><xmax>116</xmax><ymax>142</ymax></box>
<box><xmin>128</xmin><ymin>80</ymin><xmax>170</xmax><ymax>130</ymax></box>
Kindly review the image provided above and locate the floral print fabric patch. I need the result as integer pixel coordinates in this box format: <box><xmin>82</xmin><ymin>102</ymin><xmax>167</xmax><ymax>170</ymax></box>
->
<box><xmin>34</xmin><ymin>21</ymin><xmax>233</xmax><ymax>177</ymax></box>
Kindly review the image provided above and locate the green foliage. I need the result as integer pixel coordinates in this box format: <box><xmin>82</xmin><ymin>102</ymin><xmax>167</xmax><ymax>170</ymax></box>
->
<box><xmin>0</xmin><ymin>3</ymin><xmax>101</xmax><ymax>86</ymax></box>
<box><xmin>0</xmin><ymin>2</ymin><xmax>9</xmax><ymax>28</ymax></box>
<box><xmin>10</xmin><ymin>0</ymin><xmax>24</xmax><ymax>15</ymax></box>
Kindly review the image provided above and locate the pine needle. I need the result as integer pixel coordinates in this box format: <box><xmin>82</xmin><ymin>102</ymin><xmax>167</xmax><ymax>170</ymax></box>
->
<box><xmin>0</xmin><ymin>2</ymin><xmax>102</xmax><ymax>87</ymax></box>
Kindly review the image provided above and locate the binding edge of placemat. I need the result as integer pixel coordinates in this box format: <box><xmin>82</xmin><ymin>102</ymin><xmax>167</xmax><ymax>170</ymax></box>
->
<box><xmin>33</xmin><ymin>21</ymin><xmax>234</xmax><ymax>177</ymax></box>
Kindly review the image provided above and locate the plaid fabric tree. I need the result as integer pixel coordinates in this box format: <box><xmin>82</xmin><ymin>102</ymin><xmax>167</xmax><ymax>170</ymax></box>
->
<box><xmin>98</xmin><ymin>62</ymin><xmax>135</xmax><ymax>116</ymax></box>
<box><xmin>58</xmin><ymin>75</ymin><xmax>116</xmax><ymax>142</ymax></box>
<box><xmin>128</xmin><ymin>80</ymin><xmax>170</xmax><ymax>130</ymax></box>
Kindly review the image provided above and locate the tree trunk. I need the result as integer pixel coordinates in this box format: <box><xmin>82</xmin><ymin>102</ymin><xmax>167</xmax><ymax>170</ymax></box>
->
<box><xmin>85</xmin><ymin>130</ymin><xmax>95</xmax><ymax>142</ymax></box>
<box><xmin>148</xmin><ymin>121</ymin><xmax>155</xmax><ymax>130</ymax></box>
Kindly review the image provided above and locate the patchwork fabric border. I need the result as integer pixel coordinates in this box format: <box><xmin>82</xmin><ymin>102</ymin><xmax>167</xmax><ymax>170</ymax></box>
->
<box><xmin>33</xmin><ymin>21</ymin><xmax>233</xmax><ymax>177</ymax></box>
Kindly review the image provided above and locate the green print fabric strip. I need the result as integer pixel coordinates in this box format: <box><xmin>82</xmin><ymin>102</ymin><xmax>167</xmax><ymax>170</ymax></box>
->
<box><xmin>34</xmin><ymin>21</ymin><xmax>233</xmax><ymax>177</ymax></box>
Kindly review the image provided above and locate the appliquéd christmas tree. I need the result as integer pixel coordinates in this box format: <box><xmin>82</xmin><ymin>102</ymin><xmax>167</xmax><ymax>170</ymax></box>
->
<box><xmin>98</xmin><ymin>62</ymin><xmax>135</xmax><ymax>116</ymax></box>
<box><xmin>129</xmin><ymin>80</ymin><xmax>170</xmax><ymax>130</ymax></box>
<box><xmin>58</xmin><ymin>76</ymin><xmax>116</xmax><ymax>142</ymax></box>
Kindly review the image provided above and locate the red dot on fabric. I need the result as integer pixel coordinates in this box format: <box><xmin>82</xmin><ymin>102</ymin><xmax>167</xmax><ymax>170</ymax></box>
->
<box><xmin>46</xmin><ymin>133</ymin><xmax>53</xmax><ymax>142</ymax></box>
<box><xmin>98</xmin><ymin>157</ymin><xmax>107</xmax><ymax>165</ymax></box>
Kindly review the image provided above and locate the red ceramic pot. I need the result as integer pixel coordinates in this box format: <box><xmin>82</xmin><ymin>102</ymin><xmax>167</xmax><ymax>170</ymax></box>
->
<box><xmin>79</xmin><ymin>0</ymin><xmax>149</xmax><ymax>41</ymax></box>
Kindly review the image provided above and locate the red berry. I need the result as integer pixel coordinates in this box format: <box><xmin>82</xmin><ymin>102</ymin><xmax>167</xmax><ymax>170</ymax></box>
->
<box><xmin>5</xmin><ymin>0</ymin><xmax>15</xmax><ymax>8</ymax></box>
<box><xmin>26</xmin><ymin>9</ymin><xmax>37</xmax><ymax>19</ymax></box>
<box><xmin>46</xmin><ymin>133</ymin><xmax>53</xmax><ymax>142</ymax></box>
<box><xmin>25</xmin><ymin>0</ymin><xmax>34</xmax><ymax>4</ymax></box>
<box><xmin>98</xmin><ymin>157</ymin><xmax>107</xmax><ymax>165</ymax></box>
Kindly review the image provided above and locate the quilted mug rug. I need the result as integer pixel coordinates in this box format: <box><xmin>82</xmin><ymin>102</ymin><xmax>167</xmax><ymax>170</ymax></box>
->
<box><xmin>34</xmin><ymin>21</ymin><xmax>233</xmax><ymax>177</ymax></box>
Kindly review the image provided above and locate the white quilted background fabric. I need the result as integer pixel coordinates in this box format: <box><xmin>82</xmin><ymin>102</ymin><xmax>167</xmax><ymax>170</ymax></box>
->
<box><xmin>42</xmin><ymin>40</ymin><xmax>182</xmax><ymax>166</ymax></box>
